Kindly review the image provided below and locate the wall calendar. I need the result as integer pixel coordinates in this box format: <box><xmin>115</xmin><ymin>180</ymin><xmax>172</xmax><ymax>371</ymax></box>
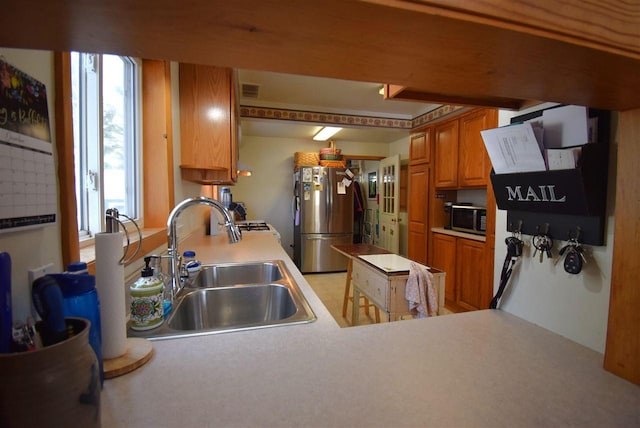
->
<box><xmin>0</xmin><ymin>57</ymin><xmax>56</xmax><ymax>232</ymax></box>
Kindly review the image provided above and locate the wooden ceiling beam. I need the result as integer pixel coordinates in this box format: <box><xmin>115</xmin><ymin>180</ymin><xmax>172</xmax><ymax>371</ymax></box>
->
<box><xmin>0</xmin><ymin>1</ymin><xmax>638</xmax><ymax>111</ymax></box>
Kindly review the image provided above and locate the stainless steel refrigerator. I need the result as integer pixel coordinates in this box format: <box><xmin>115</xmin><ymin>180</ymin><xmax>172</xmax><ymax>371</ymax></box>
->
<box><xmin>293</xmin><ymin>166</ymin><xmax>353</xmax><ymax>273</ymax></box>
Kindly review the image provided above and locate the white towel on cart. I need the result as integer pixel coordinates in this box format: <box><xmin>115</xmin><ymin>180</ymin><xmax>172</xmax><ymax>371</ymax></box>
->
<box><xmin>405</xmin><ymin>262</ymin><xmax>438</xmax><ymax>318</ymax></box>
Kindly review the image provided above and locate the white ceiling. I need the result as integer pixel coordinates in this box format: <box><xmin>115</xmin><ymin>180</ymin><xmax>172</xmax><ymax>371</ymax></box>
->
<box><xmin>238</xmin><ymin>70</ymin><xmax>439</xmax><ymax>144</ymax></box>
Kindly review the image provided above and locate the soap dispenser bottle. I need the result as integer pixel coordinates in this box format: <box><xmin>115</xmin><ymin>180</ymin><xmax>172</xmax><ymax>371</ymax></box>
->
<box><xmin>130</xmin><ymin>257</ymin><xmax>164</xmax><ymax>331</ymax></box>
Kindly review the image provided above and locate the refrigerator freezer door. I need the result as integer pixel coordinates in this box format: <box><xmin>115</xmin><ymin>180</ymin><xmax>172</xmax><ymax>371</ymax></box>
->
<box><xmin>300</xmin><ymin>233</ymin><xmax>353</xmax><ymax>273</ymax></box>
<box><xmin>300</xmin><ymin>167</ymin><xmax>353</xmax><ymax>235</ymax></box>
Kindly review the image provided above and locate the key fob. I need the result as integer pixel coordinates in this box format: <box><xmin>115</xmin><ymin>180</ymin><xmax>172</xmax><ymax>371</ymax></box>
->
<box><xmin>564</xmin><ymin>250</ymin><xmax>583</xmax><ymax>274</ymax></box>
<box><xmin>505</xmin><ymin>237</ymin><xmax>523</xmax><ymax>257</ymax></box>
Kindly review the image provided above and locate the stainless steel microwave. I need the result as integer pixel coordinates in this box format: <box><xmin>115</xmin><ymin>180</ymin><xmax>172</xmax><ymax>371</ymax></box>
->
<box><xmin>451</xmin><ymin>204</ymin><xmax>486</xmax><ymax>235</ymax></box>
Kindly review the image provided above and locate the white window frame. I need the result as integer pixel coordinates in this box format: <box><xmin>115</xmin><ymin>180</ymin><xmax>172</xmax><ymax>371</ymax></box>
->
<box><xmin>71</xmin><ymin>52</ymin><xmax>143</xmax><ymax>245</ymax></box>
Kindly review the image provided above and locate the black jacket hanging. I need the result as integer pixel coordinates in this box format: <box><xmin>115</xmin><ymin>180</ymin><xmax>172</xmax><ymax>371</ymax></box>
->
<box><xmin>353</xmin><ymin>180</ymin><xmax>365</xmax><ymax>243</ymax></box>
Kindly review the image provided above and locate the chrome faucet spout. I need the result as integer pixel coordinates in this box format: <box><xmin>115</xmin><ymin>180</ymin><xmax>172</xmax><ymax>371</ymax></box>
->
<box><xmin>166</xmin><ymin>197</ymin><xmax>242</xmax><ymax>302</ymax></box>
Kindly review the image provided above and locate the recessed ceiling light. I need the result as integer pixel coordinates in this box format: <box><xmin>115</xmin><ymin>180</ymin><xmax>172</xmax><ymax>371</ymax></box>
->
<box><xmin>313</xmin><ymin>126</ymin><xmax>343</xmax><ymax>141</ymax></box>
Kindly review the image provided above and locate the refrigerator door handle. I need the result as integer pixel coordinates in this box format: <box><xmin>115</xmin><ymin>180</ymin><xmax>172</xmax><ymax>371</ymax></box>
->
<box><xmin>326</xmin><ymin>175</ymin><xmax>332</xmax><ymax>231</ymax></box>
<box><xmin>292</xmin><ymin>195</ymin><xmax>300</xmax><ymax>225</ymax></box>
<box><xmin>305</xmin><ymin>235</ymin><xmax>341</xmax><ymax>241</ymax></box>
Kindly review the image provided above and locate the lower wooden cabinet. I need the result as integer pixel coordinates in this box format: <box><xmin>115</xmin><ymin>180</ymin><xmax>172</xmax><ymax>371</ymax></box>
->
<box><xmin>431</xmin><ymin>233</ymin><xmax>457</xmax><ymax>304</ymax></box>
<box><xmin>431</xmin><ymin>233</ymin><xmax>488</xmax><ymax>311</ymax></box>
<box><xmin>455</xmin><ymin>238</ymin><xmax>486</xmax><ymax>311</ymax></box>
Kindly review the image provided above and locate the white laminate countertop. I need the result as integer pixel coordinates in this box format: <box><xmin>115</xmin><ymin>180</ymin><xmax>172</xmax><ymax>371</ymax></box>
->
<box><xmin>358</xmin><ymin>253</ymin><xmax>423</xmax><ymax>273</ymax></box>
<box><xmin>432</xmin><ymin>227</ymin><xmax>486</xmax><ymax>242</ymax></box>
<box><xmin>101</xmin><ymin>233</ymin><xmax>640</xmax><ymax>427</ymax></box>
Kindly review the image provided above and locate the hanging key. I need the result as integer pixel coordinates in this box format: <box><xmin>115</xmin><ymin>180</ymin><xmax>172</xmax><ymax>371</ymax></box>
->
<box><xmin>533</xmin><ymin>233</ymin><xmax>553</xmax><ymax>263</ymax></box>
<box><xmin>539</xmin><ymin>240</ymin><xmax>545</xmax><ymax>263</ymax></box>
<box><xmin>545</xmin><ymin>237</ymin><xmax>553</xmax><ymax>260</ymax></box>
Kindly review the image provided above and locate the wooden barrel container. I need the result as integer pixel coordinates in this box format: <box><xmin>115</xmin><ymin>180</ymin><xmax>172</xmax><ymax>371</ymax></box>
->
<box><xmin>0</xmin><ymin>318</ymin><xmax>101</xmax><ymax>427</ymax></box>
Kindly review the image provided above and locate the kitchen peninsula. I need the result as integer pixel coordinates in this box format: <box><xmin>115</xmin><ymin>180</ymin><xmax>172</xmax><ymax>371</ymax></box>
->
<box><xmin>102</xmin><ymin>233</ymin><xmax>639</xmax><ymax>427</ymax></box>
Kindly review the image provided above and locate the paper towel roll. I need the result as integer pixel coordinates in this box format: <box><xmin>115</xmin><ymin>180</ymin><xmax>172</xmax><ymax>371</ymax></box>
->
<box><xmin>95</xmin><ymin>232</ymin><xmax>127</xmax><ymax>359</ymax></box>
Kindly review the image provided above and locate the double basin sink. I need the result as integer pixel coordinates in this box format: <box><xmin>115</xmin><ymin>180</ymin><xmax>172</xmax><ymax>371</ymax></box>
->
<box><xmin>128</xmin><ymin>260</ymin><xmax>316</xmax><ymax>340</ymax></box>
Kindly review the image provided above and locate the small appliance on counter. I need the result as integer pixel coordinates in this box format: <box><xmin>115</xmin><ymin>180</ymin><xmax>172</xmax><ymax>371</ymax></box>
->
<box><xmin>450</xmin><ymin>203</ymin><xmax>487</xmax><ymax>235</ymax></box>
<box><xmin>210</xmin><ymin>200</ymin><xmax>247</xmax><ymax>235</ymax></box>
<box><xmin>219</xmin><ymin>186</ymin><xmax>232</xmax><ymax>208</ymax></box>
<box><xmin>443</xmin><ymin>202</ymin><xmax>453</xmax><ymax>229</ymax></box>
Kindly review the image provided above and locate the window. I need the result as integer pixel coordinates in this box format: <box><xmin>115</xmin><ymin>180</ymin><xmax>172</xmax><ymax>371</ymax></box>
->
<box><xmin>71</xmin><ymin>52</ymin><xmax>141</xmax><ymax>240</ymax></box>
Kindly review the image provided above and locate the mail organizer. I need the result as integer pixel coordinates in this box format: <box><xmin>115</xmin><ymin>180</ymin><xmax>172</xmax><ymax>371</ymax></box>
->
<box><xmin>490</xmin><ymin>142</ymin><xmax>608</xmax><ymax>216</ymax></box>
<box><xmin>490</xmin><ymin>107</ymin><xmax>611</xmax><ymax>245</ymax></box>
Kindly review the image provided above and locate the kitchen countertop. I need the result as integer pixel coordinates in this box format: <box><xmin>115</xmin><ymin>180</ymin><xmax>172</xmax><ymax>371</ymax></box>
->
<box><xmin>331</xmin><ymin>243</ymin><xmax>392</xmax><ymax>259</ymax></box>
<box><xmin>102</xmin><ymin>233</ymin><xmax>639</xmax><ymax>427</ymax></box>
<box><xmin>432</xmin><ymin>227</ymin><xmax>486</xmax><ymax>242</ymax></box>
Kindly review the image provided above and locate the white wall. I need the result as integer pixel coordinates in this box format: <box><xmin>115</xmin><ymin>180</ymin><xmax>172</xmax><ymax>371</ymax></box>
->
<box><xmin>232</xmin><ymin>136</ymin><xmax>392</xmax><ymax>258</ymax></box>
<box><xmin>388</xmin><ymin>136</ymin><xmax>409</xmax><ymax>160</ymax></box>
<box><xmin>493</xmin><ymin>103</ymin><xmax>615</xmax><ymax>353</ymax></box>
<box><xmin>0</xmin><ymin>48</ymin><xmax>64</xmax><ymax>322</ymax></box>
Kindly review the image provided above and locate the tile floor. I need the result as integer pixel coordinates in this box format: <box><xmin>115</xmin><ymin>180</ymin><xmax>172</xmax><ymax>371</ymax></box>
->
<box><xmin>304</xmin><ymin>271</ymin><xmax>455</xmax><ymax>328</ymax></box>
<box><xmin>303</xmin><ymin>272</ymin><xmax>388</xmax><ymax>328</ymax></box>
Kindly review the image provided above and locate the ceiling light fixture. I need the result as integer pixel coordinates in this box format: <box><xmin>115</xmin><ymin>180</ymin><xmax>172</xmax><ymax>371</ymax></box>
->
<box><xmin>313</xmin><ymin>126</ymin><xmax>343</xmax><ymax>141</ymax></box>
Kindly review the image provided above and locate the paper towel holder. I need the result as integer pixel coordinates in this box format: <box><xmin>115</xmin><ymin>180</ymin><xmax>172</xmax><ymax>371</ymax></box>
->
<box><xmin>105</xmin><ymin>208</ymin><xmax>142</xmax><ymax>265</ymax></box>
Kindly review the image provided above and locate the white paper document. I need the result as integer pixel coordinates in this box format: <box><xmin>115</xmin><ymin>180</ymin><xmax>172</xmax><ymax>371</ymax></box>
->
<box><xmin>545</xmin><ymin>147</ymin><xmax>582</xmax><ymax>170</ymax></box>
<box><xmin>480</xmin><ymin>123</ymin><xmax>547</xmax><ymax>174</ymax></box>
<box><xmin>542</xmin><ymin>105</ymin><xmax>589</xmax><ymax>148</ymax></box>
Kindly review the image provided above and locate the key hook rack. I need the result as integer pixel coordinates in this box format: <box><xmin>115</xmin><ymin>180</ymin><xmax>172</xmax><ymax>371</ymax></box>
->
<box><xmin>509</xmin><ymin>220</ymin><xmax>584</xmax><ymax>244</ymax></box>
<box><xmin>507</xmin><ymin>214</ymin><xmax>602</xmax><ymax>246</ymax></box>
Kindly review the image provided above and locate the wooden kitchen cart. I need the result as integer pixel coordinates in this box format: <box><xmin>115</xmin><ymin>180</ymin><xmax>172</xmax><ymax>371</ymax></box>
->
<box><xmin>332</xmin><ymin>244</ymin><xmax>445</xmax><ymax>326</ymax></box>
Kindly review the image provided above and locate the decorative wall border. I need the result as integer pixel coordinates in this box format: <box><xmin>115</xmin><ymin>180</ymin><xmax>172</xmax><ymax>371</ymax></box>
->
<box><xmin>239</xmin><ymin>106</ymin><xmax>413</xmax><ymax>129</ymax></box>
<box><xmin>411</xmin><ymin>105</ymin><xmax>465</xmax><ymax>129</ymax></box>
<box><xmin>240</xmin><ymin>104</ymin><xmax>467</xmax><ymax>131</ymax></box>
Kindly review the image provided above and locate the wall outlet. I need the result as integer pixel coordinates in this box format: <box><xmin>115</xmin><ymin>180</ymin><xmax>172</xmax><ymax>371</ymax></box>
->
<box><xmin>28</xmin><ymin>263</ymin><xmax>55</xmax><ymax>285</ymax></box>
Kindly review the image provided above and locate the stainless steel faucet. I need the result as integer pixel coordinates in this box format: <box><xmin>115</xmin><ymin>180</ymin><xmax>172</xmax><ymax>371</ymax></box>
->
<box><xmin>166</xmin><ymin>196</ymin><xmax>242</xmax><ymax>301</ymax></box>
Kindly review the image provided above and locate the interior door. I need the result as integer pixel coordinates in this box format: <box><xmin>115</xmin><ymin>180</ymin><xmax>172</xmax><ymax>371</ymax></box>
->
<box><xmin>378</xmin><ymin>155</ymin><xmax>400</xmax><ymax>253</ymax></box>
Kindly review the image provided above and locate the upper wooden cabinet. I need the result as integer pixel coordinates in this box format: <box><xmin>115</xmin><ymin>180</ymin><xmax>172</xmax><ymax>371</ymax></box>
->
<box><xmin>434</xmin><ymin>119</ymin><xmax>459</xmax><ymax>188</ymax></box>
<box><xmin>409</xmin><ymin>130</ymin><xmax>431</xmax><ymax>165</ymax></box>
<box><xmin>458</xmin><ymin>109</ymin><xmax>497</xmax><ymax>187</ymax></box>
<box><xmin>179</xmin><ymin>64</ymin><xmax>238</xmax><ymax>185</ymax></box>
<box><xmin>434</xmin><ymin>109</ymin><xmax>497</xmax><ymax>189</ymax></box>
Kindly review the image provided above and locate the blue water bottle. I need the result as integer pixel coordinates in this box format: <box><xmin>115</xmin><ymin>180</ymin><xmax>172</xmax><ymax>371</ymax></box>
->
<box><xmin>51</xmin><ymin>263</ymin><xmax>104</xmax><ymax>386</ymax></box>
